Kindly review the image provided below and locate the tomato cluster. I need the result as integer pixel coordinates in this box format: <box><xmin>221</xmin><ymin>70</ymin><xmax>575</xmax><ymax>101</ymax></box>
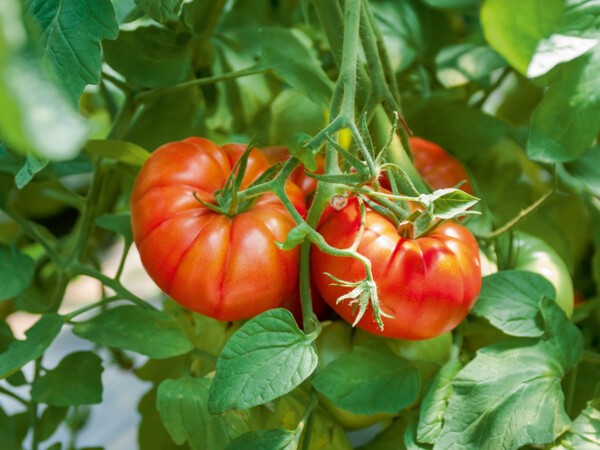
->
<box><xmin>131</xmin><ymin>136</ymin><xmax>572</xmax><ymax>341</ymax></box>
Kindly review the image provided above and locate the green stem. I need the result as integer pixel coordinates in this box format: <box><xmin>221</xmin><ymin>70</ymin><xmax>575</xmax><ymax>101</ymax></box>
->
<box><xmin>115</xmin><ymin>241</ymin><xmax>132</xmax><ymax>280</ymax></box>
<box><xmin>64</xmin><ymin>296</ymin><xmax>120</xmax><ymax>321</ymax></box>
<box><xmin>30</xmin><ymin>358</ymin><xmax>42</xmax><ymax>450</ymax></box>
<box><xmin>300</xmin><ymin>392</ymin><xmax>319</xmax><ymax>450</ymax></box>
<box><xmin>102</xmin><ymin>71</ymin><xmax>131</xmax><ymax>94</ymax></box>
<box><xmin>4</xmin><ymin>211</ymin><xmax>62</xmax><ymax>264</ymax></box>
<box><xmin>72</xmin><ymin>263</ymin><xmax>157</xmax><ymax>311</ymax></box>
<box><xmin>565</xmin><ymin>365</ymin><xmax>578</xmax><ymax>416</ymax></box>
<box><xmin>0</xmin><ymin>385</ymin><xmax>28</xmax><ymax>407</ymax></box>
<box><xmin>134</xmin><ymin>66</ymin><xmax>269</xmax><ymax>105</ymax></box>
<box><xmin>196</xmin><ymin>0</ymin><xmax>227</xmax><ymax>47</ymax></box>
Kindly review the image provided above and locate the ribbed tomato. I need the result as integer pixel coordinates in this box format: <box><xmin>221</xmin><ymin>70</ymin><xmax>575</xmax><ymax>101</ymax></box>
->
<box><xmin>410</xmin><ymin>137</ymin><xmax>474</xmax><ymax>195</ymax></box>
<box><xmin>131</xmin><ymin>137</ymin><xmax>306</xmax><ymax>321</ymax></box>
<box><xmin>311</xmin><ymin>197</ymin><xmax>481</xmax><ymax>340</ymax></box>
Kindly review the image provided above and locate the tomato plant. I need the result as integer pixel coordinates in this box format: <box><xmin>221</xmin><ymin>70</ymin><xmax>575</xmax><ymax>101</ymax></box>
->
<box><xmin>311</xmin><ymin>197</ymin><xmax>482</xmax><ymax>340</ymax></box>
<box><xmin>2</xmin><ymin>1</ymin><xmax>600</xmax><ymax>449</ymax></box>
<box><xmin>130</xmin><ymin>138</ymin><xmax>306</xmax><ymax>321</ymax></box>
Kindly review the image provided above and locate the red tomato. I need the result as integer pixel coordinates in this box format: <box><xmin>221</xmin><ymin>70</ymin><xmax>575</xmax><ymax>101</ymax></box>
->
<box><xmin>311</xmin><ymin>197</ymin><xmax>481</xmax><ymax>340</ymax></box>
<box><xmin>131</xmin><ymin>137</ymin><xmax>306</xmax><ymax>321</ymax></box>
<box><xmin>410</xmin><ymin>137</ymin><xmax>474</xmax><ymax>195</ymax></box>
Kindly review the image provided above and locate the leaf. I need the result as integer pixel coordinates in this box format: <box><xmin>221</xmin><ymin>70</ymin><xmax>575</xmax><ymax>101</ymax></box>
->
<box><xmin>564</xmin><ymin>144</ymin><xmax>600</xmax><ymax>196</ymax></box>
<box><xmin>418</xmin><ymin>188</ymin><xmax>479</xmax><ymax>220</ymax></box>
<box><xmin>480</xmin><ymin>0</ymin><xmax>564</xmax><ymax>75</ymax></box>
<box><xmin>137</xmin><ymin>387</ymin><xmax>183</xmax><ymax>450</ymax></box>
<box><xmin>0</xmin><ymin>56</ymin><xmax>89</xmax><ymax>161</ymax></box>
<box><xmin>527</xmin><ymin>34</ymin><xmax>597</xmax><ymax>78</ymax></box>
<box><xmin>26</xmin><ymin>0</ymin><xmax>119</xmax><ymax>105</ymax></box>
<box><xmin>38</xmin><ymin>406</ymin><xmax>68</xmax><ymax>442</ymax></box>
<box><xmin>31</xmin><ymin>351</ymin><xmax>103</xmax><ymax>406</ymax></box>
<box><xmin>436</xmin><ymin>43</ymin><xmax>506</xmax><ymax>88</ymax></box>
<box><xmin>135</xmin><ymin>0</ymin><xmax>183</xmax><ymax>23</ymax></box>
<box><xmin>0</xmin><ymin>409</ymin><xmax>29</xmax><ymax>450</ymax></box>
<box><xmin>208</xmin><ymin>309</ymin><xmax>318</xmax><ymax>413</ymax></box>
<box><xmin>471</xmin><ymin>270</ymin><xmax>556</xmax><ymax>338</ymax></box>
<box><xmin>0</xmin><ymin>244</ymin><xmax>35</xmax><ymax>301</ymax></box>
<box><xmin>312</xmin><ymin>341</ymin><xmax>420</xmax><ymax>415</ymax></box>
<box><xmin>421</xmin><ymin>0</ymin><xmax>478</xmax><ymax>7</ymax></box>
<box><xmin>417</xmin><ymin>359</ymin><xmax>462</xmax><ymax>444</ymax></box>
<box><xmin>0</xmin><ymin>313</ymin><xmax>63</xmax><ymax>379</ymax></box>
<box><xmin>269</xmin><ymin>89</ymin><xmax>325</xmax><ymax>148</ymax></box>
<box><xmin>95</xmin><ymin>212</ymin><xmax>133</xmax><ymax>243</ymax></box>
<box><xmin>551</xmin><ymin>402</ymin><xmax>600</xmax><ymax>449</ymax></box>
<box><xmin>72</xmin><ymin>305</ymin><xmax>193</xmax><ymax>359</ymax></box>
<box><xmin>528</xmin><ymin>44</ymin><xmax>600</xmax><ymax>162</ymax></box>
<box><xmin>258</xmin><ymin>28</ymin><xmax>333</xmax><ymax>109</ymax></box>
<box><xmin>157</xmin><ymin>377</ymin><xmax>251</xmax><ymax>449</ymax></box>
<box><xmin>404</xmin><ymin>97</ymin><xmax>509</xmax><ymax>161</ymax></box>
<box><xmin>85</xmin><ymin>140</ymin><xmax>149</xmax><ymax>166</ymax></box>
<box><xmin>357</xmin><ymin>416</ymin><xmax>411</xmax><ymax>450</ymax></box>
<box><xmin>103</xmin><ymin>26</ymin><xmax>192</xmax><ymax>88</ymax></box>
<box><xmin>14</xmin><ymin>153</ymin><xmax>48</xmax><ymax>188</ymax></box>
<box><xmin>227</xmin><ymin>428</ymin><xmax>299</xmax><ymax>450</ymax></box>
<box><xmin>434</xmin><ymin>297</ymin><xmax>584</xmax><ymax>449</ymax></box>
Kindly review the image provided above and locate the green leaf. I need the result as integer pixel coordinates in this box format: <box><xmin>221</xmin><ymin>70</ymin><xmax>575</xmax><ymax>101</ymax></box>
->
<box><xmin>405</xmin><ymin>97</ymin><xmax>509</xmax><ymax>161</ymax></box>
<box><xmin>421</xmin><ymin>0</ymin><xmax>478</xmax><ymax>8</ymax></box>
<box><xmin>481</xmin><ymin>0</ymin><xmax>564</xmax><ymax>75</ymax></box>
<box><xmin>95</xmin><ymin>212</ymin><xmax>133</xmax><ymax>243</ymax></box>
<box><xmin>528</xmin><ymin>45</ymin><xmax>600</xmax><ymax>162</ymax></box>
<box><xmin>72</xmin><ymin>305</ymin><xmax>193</xmax><ymax>359</ymax></box>
<box><xmin>0</xmin><ymin>409</ymin><xmax>29</xmax><ymax>450</ymax></box>
<box><xmin>551</xmin><ymin>401</ymin><xmax>600</xmax><ymax>449</ymax></box>
<box><xmin>157</xmin><ymin>377</ymin><xmax>251</xmax><ymax>449</ymax></box>
<box><xmin>436</xmin><ymin>43</ymin><xmax>506</xmax><ymax>88</ymax></box>
<box><xmin>227</xmin><ymin>428</ymin><xmax>299</xmax><ymax>450</ymax></box>
<box><xmin>312</xmin><ymin>341</ymin><xmax>420</xmax><ymax>415</ymax></box>
<box><xmin>38</xmin><ymin>405</ymin><xmax>68</xmax><ymax>442</ymax></box>
<box><xmin>417</xmin><ymin>359</ymin><xmax>462</xmax><ymax>444</ymax></box>
<box><xmin>26</xmin><ymin>0</ymin><xmax>119</xmax><ymax>105</ymax></box>
<box><xmin>258</xmin><ymin>28</ymin><xmax>333</xmax><ymax>109</ymax></box>
<box><xmin>208</xmin><ymin>308</ymin><xmax>318</xmax><ymax>413</ymax></box>
<box><xmin>31</xmin><ymin>351</ymin><xmax>103</xmax><ymax>406</ymax></box>
<box><xmin>15</xmin><ymin>153</ymin><xmax>48</xmax><ymax>189</ymax></box>
<box><xmin>0</xmin><ymin>321</ymin><xmax>15</xmax><ymax>353</ymax></box>
<box><xmin>134</xmin><ymin>0</ymin><xmax>183</xmax><ymax>23</ymax></box>
<box><xmin>564</xmin><ymin>144</ymin><xmax>600</xmax><ymax>196</ymax></box>
<box><xmin>124</xmin><ymin>89</ymin><xmax>203</xmax><ymax>151</ymax></box>
<box><xmin>358</xmin><ymin>416</ymin><xmax>411</xmax><ymax>450</ymax></box>
<box><xmin>0</xmin><ymin>244</ymin><xmax>35</xmax><ymax>301</ymax></box>
<box><xmin>269</xmin><ymin>90</ymin><xmax>325</xmax><ymax>148</ymax></box>
<box><xmin>137</xmin><ymin>387</ymin><xmax>183</xmax><ymax>450</ymax></box>
<box><xmin>435</xmin><ymin>297</ymin><xmax>583</xmax><ymax>449</ymax></box>
<box><xmin>418</xmin><ymin>188</ymin><xmax>479</xmax><ymax>220</ymax></box>
<box><xmin>0</xmin><ymin>313</ymin><xmax>63</xmax><ymax>379</ymax></box>
<box><xmin>527</xmin><ymin>34</ymin><xmax>597</xmax><ymax>78</ymax></box>
<box><xmin>0</xmin><ymin>57</ymin><xmax>88</xmax><ymax>161</ymax></box>
<box><xmin>471</xmin><ymin>270</ymin><xmax>556</xmax><ymax>338</ymax></box>
<box><xmin>103</xmin><ymin>26</ymin><xmax>192</xmax><ymax>88</ymax></box>
<box><xmin>85</xmin><ymin>139</ymin><xmax>149</xmax><ymax>166</ymax></box>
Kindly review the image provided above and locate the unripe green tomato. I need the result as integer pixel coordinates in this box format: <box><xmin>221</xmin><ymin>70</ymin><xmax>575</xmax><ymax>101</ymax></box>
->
<box><xmin>513</xmin><ymin>233</ymin><xmax>574</xmax><ymax>318</ymax></box>
<box><xmin>11</xmin><ymin>180</ymin><xmax>67</xmax><ymax>219</ymax></box>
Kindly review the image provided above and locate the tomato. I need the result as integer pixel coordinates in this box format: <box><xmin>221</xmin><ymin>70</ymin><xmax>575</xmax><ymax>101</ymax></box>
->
<box><xmin>512</xmin><ymin>232</ymin><xmax>574</xmax><ymax>318</ymax></box>
<box><xmin>130</xmin><ymin>137</ymin><xmax>306</xmax><ymax>321</ymax></box>
<box><xmin>311</xmin><ymin>197</ymin><xmax>482</xmax><ymax>340</ymax></box>
<box><xmin>409</xmin><ymin>137</ymin><xmax>474</xmax><ymax>195</ymax></box>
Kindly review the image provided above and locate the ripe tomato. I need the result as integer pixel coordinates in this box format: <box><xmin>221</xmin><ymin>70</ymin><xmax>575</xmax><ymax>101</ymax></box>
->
<box><xmin>131</xmin><ymin>137</ymin><xmax>306</xmax><ymax>321</ymax></box>
<box><xmin>410</xmin><ymin>137</ymin><xmax>474</xmax><ymax>195</ymax></box>
<box><xmin>311</xmin><ymin>197</ymin><xmax>482</xmax><ymax>340</ymax></box>
<box><xmin>512</xmin><ymin>232</ymin><xmax>574</xmax><ymax>318</ymax></box>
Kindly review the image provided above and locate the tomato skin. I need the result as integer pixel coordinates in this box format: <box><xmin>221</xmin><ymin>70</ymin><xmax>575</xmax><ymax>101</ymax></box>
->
<box><xmin>410</xmin><ymin>137</ymin><xmax>474</xmax><ymax>195</ymax></box>
<box><xmin>131</xmin><ymin>137</ymin><xmax>306</xmax><ymax>321</ymax></box>
<box><xmin>513</xmin><ymin>233</ymin><xmax>574</xmax><ymax>318</ymax></box>
<box><xmin>311</xmin><ymin>197</ymin><xmax>482</xmax><ymax>340</ymax></box>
